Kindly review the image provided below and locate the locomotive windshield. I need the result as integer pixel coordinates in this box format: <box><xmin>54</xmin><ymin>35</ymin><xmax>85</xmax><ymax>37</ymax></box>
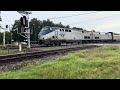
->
<box><xmin>39</xmin><ymin>26</ymin><xmax>58</xmax><ymax>36</ymax></box>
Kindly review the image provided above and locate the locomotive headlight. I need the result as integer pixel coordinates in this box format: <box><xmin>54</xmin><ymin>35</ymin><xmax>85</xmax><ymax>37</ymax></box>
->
<box><xmin>52</xmin><ymin>36</ymin><xmax>57</xmax><ymax>39</ymax></box>
<box><xmin>38</xmin><ymin>36</ymin><xmax>40</xmax><ymax>39</ymax></box>
<box><xmin>38</xmin><ymin>35</ymin><xmax>42</xmax><ymax>39</ymax></box>
<box><xmin>52</xmin><ymin>36</ymin><xmax>55</xmax><ymax>39</ymax></box>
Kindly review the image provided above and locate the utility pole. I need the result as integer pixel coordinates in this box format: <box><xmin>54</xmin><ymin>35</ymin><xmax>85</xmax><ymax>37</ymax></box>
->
<box><xmin>27</xmin><ymin>13</ymin><xmax>30</xmax><ymax>48</ymax></box>
<box><xmin>3</xmin><ymin>25</ymin><xmax>8</xmax><ymax>47</ymax></box>
<box><xmin>9</xmin><ymin>25</ymin><xmax>12</xmax><ymax>44</ymax></box>
<box><xmin>3</xmin><ymin>30</ymin><xmax>5</xmax><ymax>46</ymax></box>
<box><xmin>0</xmin><ymin>11</ymin><xmax>5</xmax><ymax>47</ymax></box>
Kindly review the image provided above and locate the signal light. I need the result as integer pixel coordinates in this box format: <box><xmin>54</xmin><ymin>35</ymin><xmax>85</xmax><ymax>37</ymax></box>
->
<box><xmin>6</xmin><ymin>25</ymin><xmax>8</xmax><ymax>28</ymax></box>
<box><xmin>0</xmin><ymin>18</ymin><xmax>2</xmax><ymax>21</ymax></box>
<box><xmin>23</xmin><ymin>16</ymin><xmax>28</xmax><ymax>26</ymax></box>
<box><xmin>20</xmin><ymin>16</ymin><xmax>28</xmax><ymax>27</ymax></box>
<box><xmin>20</xmin><ymin>17</ymin><xmax>24</xmax><ymax>26</ymax></box>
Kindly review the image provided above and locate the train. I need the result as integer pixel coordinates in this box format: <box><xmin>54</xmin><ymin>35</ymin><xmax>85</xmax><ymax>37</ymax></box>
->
<box><xmin>38</xmin><ymin>26</ymin><xmax>120</xmax><ymax>46</ymax></box>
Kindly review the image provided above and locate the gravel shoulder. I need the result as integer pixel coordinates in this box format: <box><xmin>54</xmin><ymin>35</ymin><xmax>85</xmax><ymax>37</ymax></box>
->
<box><xmin>0</xmin><ymin>51</ymin><xmax>69</xmax><ymax>72</ymax></box>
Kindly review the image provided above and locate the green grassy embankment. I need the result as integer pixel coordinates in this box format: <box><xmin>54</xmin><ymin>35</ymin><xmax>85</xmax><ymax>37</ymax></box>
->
<box><xmin>0</xmin><ymin>49</ymin><xmax>8</xmax><ymax>56</ymax></box>
<box><xmin>0</xmin><ymin>46</ymin><xmax>120</xmax><ymax>79</ymax></box>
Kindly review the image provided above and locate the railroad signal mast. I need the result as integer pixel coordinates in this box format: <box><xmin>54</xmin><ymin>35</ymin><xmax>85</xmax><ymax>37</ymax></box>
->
<box><xmin>17</xmin><ymin>11</ymin><xmax>32</xmax><ymax>48</ymax></box>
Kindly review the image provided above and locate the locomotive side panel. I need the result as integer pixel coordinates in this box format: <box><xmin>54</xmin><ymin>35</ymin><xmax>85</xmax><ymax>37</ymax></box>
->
<box><xmin>57</xmin><ymin>29</ymin><xmax>82</xmax><ymax>40</ymax></box>
<box><xmin>113</xmin><ymin>35</ymin><xmax>120</xmax><ymax>41</ymax></box>
<box><xmin>92</xmin><ymin>32</ymin><xmax>101</xmax><ymax>40</ymax></box>
<box><xmin>38</xmin><ymin>26</ymin><xmax>114</xmax><ymax>45</ymax></box>
<box><xmin>100</xmin><ymin>33</ymin><xmax>112</xmax><ymax>40</ymax></box>
<box><xmin>82</xmin><ymin>31</ymin><xmax>92</xmax><ymax>40</ymax></box>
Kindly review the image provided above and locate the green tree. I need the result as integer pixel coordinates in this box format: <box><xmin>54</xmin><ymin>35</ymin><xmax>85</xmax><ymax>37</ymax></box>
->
<box><xmin>72</xmin><ymin>27</ymin><xmax>84</xmax><ymax>30</ymax></box>
<box><xmin>0</xmin><ymin>32</ymin><xmax>3</xmax><ymax>44</ymax></box>
<box><xmin>5</xmin><ymin>31</ymin><xmax>11</xmax><ymax>44</ymax></box>
<box><xmin>29</xmin><ymin>18</ymin><xmax>42</xmax><ymax>41</ymax></box>
<box><xmin>0</xmin><ymin>31</ymin><xmax>11</xmax><ymax>45</ymax></box>
<box><xmin>65</xmin><ymin>25</ymin><xmax>70</xmax><ymax>28</ymax></box>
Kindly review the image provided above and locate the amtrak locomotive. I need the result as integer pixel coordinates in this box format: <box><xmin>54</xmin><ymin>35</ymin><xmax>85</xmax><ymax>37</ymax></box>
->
<box><xmin>38</xmin><ymin>26</ymin><xmax>120</xmax><ymax>46</ymax></box>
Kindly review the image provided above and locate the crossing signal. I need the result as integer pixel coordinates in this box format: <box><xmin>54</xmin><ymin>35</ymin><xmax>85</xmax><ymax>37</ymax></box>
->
<box><xmin>20</xmin><ymin>17</ymin><xmax>23</xmax><ymax>26</ymax></box>
<box><xmin>20</xmin><ymin>16</ymin><xmax>28</xmax><ymax>27</ymax></box>
<box><xmin>0</xmin><ymin>17</ymin><xmax>2</xmax><ymax>21</ymax></box>
<box><xmin>6</xmin><ymin>25</ymin><xmax>8</xmax><ymax>28</ymax></box>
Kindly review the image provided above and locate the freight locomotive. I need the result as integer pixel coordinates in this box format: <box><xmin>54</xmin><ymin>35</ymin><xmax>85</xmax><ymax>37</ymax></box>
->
<box><xmin>38</xmin><ymin>26</ymin><xmax>120</xmax><ymax>46</ymax></box>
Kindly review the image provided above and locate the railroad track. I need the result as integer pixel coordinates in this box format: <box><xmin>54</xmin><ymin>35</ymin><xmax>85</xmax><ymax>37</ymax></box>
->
<box><xmin>0</xmin><ymin>45</ymin><xmax>99</xmax><ymax>63</ymax></box>
<box><xmin>2</xmin><ymin>42</ymin><xmax>120</xmax><ymax>49</ymax></box>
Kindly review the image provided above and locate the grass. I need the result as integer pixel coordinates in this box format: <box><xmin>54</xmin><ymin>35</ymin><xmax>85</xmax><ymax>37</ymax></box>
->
<box><xmin>0</xmin><ymin>48</ymin><xmax>27</xmax><ymax>56</ymax></box>
<box><xmin>0</xmin><ymin>49</ymin><xmax>10</xmax><ymax>56</ymax></box>
<box><xmin>0</xmin><ymin>46</ymin><xmax>120</xmax><ymax>79</ymax></box>
<box><xmin>0</xmin><ymin>49</ymin><xmax>20</xmax><ymax>56</ymax></box>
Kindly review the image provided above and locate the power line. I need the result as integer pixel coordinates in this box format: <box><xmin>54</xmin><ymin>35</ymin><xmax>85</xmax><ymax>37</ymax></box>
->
<box><xmin>49</xmin><ymin>11</ymin><xmax>103</xmax><ymax>20</ymax></box>
<box><xmin>68</xmin><ymin>14</ymin><xmax>120</xmax><ymax>25</ymax></box>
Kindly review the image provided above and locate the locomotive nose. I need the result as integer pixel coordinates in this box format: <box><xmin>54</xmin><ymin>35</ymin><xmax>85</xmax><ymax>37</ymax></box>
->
<box><xmin>38</xmin><ymin>34</ymin><xmax>42</xmax><ymax>39</ymax></box>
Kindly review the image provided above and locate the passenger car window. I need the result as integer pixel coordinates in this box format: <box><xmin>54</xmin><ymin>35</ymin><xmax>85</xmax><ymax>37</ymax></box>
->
<box><xmin>69</xmin><ymin>30</ymin><xmax>71</xmax><ymax>32</ymax></box>
<box><xmin>65</xmin><ymin>29</ymin><xmax>68</xmax><ymax>32</ymax></box>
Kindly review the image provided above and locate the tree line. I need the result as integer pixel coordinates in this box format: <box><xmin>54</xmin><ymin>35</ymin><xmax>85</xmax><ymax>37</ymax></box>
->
<box><xmin>0</xmin><ymin>18</ymin><xmax>84</xmax><ymax>44</ymax></box>
<box><xmin>0</xmin><ymin>32</ymin><xmax>11</xmax><ymax>45</ymax></box>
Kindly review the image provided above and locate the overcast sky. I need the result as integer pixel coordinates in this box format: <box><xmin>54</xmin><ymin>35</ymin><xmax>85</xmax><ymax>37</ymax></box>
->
<box><xmin>1</xmin><ymin>11</ymin><xmax>120</xmax><ymax>33</ymax></box>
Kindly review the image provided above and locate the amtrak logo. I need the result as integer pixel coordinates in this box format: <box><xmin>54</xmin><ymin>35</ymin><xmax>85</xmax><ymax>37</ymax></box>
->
<box><xmin>59</xmin><ymin>32</ymin><xmax>65</xmax><ymax>37</ymax></box>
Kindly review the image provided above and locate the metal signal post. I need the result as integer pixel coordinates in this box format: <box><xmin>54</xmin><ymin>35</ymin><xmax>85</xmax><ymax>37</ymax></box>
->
<box><xmin>17</xmin><ymin>11</ymin><xmax>32</xmax><ymax>48</ymax></box>
<box><xmin>27</xmin><ymin>13</ymin><xmax>30</xmax><ymax>48</ymax></box>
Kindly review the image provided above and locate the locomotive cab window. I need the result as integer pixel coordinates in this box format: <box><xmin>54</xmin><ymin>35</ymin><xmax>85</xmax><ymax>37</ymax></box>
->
<box><xmin>39</xmin><ymin>26</ymin><xmax>54</xmax><ymax>36</ymax></box>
